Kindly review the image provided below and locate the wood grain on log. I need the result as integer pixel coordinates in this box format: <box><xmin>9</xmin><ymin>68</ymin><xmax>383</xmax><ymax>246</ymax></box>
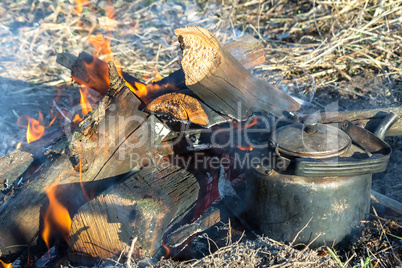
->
<box><xmin>146</xmin><ymin>93</ymin><xmax>209</xmax><ymax>126</ymax></box>
<box><xmin>68</xmin><ymin>163</ymin><xmax>200</xmax><ymax>263</ymax></box>
<box><xmin>223</xmin><ymin>34</ymin><xmax>265</xmax><ymax>69</ymax></box>
<box><xmin>175</xmin><ymin>26</ymin><xmax>301</xmax><ymax>120</ymax></box>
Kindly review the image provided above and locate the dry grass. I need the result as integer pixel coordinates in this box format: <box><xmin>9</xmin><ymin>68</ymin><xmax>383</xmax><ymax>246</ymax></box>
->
<box><xmin>0</xmin><ymin>0</ymin><xmax>401</xmax><ymax>267</ymax></box>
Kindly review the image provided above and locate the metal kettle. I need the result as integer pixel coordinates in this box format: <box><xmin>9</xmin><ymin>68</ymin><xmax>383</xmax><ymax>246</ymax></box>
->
<box><xmin>246</xmin><ymin>113</ymin><xmax>398</xmax><ymax>247</ymax></box>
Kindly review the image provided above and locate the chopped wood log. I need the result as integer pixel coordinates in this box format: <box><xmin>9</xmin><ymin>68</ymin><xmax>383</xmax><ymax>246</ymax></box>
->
<box><xmin>175</xmin><ymin>26</ymin><xmax>301</xmax><ymax>120</ymax></box>
<box><xmin>146</xmin><ymin>93</ymin><xmax>209</xmax><ymax>126</ymax></box>
<box><xmin>0</xmin><ymin>63</ymin><xmax>170</xmax><ymax>261</ymax></box>
<box><xmin>57</xmin><ymin>34</ymin><xmax>266</xmax><ymax>104</ymax></box>
<box><xmin>165</xmin><ymin>203</ymin><xmax>221</xmax><ymax>248</ymax></box>
<box><xmin>68</xmin><ymin>163</ymin><xmax>200</xmax><ymax>263</ymax></box>
<box><xmin>223</xmin><ymin>34</ymin><xmax>266</xmax><ymax>69</ymax></box>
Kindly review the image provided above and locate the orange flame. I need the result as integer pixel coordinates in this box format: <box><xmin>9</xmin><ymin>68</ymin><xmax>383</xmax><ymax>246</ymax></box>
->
<box><xmin>72</xmin><ymin>114</ymin><xmax>83</xmax><ymax>123</ymax></box>
<box><xmin>246</xmin><ymin>117</ymin><xmax>258</xmax><ymax>128</ymax></box>
<box><xmin>86</xmin><ymin>34</ymin><xmax>171</xmax><ymax>102</ymax></box>
<box><xmin>17</xmin><ymin>111</ymin><xmax>55</xmax><ymax>143</ymax></box>
<box><xmin>16</xmin><ymin>142</ymin><xmax>22</xmax><ymax>150</ymax></box>
<box><xmin>235</xmin><ymin>145</ymin><xmax>253</xmax><ymax>151</ymax></box>
<box><xmin>79</xmin><ymin>152</ymin><xmax>91</xmax><ymax>201</ymax></box>
<box><xmin>106</xmin><ymin>0</ymin><xmax>115</xmax><ymax>20</ymax></box>
<box><xmin>26</xmin><ymin>113</ymin><xmax>45</xmax><ymax>143</ymax></box>
<box><xmin>152</xmin><ymin>72</ymin><xmax>163</xmax><ymax>83</ymax></box>
<box><xmin>79</xmin><ymin>88</ymin><xmax>93</xmax><ymax>116</ymax></box>
<box><xmin>142</xmin><ymin>69</ymin><xmax>163</xmax><ymax>83</ymax></box>
<box><xmin>88</xmin><ymin>34</ymin><xmax>116</xmax><ymax>66</ymax></box>
<box><xmin>86</xmin><ymin>34</ymin><xmax>121</xmax><ymax>88</ymax></box>
<box><xmin>74</xmin><ymin>0</ymin><xmax>88</xmax><ymax>14</ymax></box>
<box><xmin>0</xmin><ymin>260</ymin><xmax>12</xmax><ymax>268</ymax></box>
<box><xmin>132</xmin><ymin>82</ymin><xmax>148</xmax><ymax>98</ymax></box>
<box><xmin>42</xmin><ymin>178</ymin><xmax>72</xmax><ymax>249</ymax></box>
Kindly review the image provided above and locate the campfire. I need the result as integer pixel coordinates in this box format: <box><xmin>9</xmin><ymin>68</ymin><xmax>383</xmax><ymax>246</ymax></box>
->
<box><xmin>0</xmin><ymin>1</ymin><xmax>402</xmax><ymax>267</ymax></box>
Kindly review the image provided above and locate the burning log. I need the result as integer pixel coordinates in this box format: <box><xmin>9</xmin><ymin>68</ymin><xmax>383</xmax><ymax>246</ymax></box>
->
<box><xmin>174</xmin><ymin>26</ymin><xmax>301</xmax><ymax>120</ymax></box>
<box><xmin>0</xmin><ymin>35</ymin><xmax>268</xmax><ymax>263</ymax></box>
<box><xmin>57</xmin><ymin>33</ymin><xmax>266</xmax><ymax>104</ymax></box>
<box><xmin>0</xmin><ymin>63</ymin><xmax>169</xmax><ymax>261</ymax></box>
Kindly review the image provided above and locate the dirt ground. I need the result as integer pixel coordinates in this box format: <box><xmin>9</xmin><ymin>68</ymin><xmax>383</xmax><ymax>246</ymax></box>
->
<box><xmin>0</xmin><ymin>0</ymin><xmax>401</xmax><ymax>267</ymax></box>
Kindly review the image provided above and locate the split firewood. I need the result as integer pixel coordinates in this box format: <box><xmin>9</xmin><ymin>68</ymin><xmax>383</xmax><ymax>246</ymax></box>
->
<box><xmin>223</xmin><ymin>34</ymin><xmax>266</xmax><ymax>69</ymax></box>
<box><xmin>146</xmin><ymin>93</ymin><xmax>209</xmax><ymax>126</ymax></box>
<box><xmin>68</xmin><ymin>146</ymin><xmax>226</xmax><ymax>263</ymax></box>
<box><xmin>68</xmin><ymin>162</ymin><xmax>200</xmax><ymax>263</ymax></box>
<box><xmin>57</xmin><ymin>34</ymin><xmax>266</xmax><ymax>104</ymax></box>
<box><xmin>175</xmin><ymin>26</ymin><xmax>301</xmax><ymax>120</ymax></box>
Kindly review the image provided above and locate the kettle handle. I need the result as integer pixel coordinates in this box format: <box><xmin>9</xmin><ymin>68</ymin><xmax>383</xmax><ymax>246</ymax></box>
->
<box><xmin>291</xmin><ymin>113</ymin><xmax>398</xmax><ymax>177</ymax></box>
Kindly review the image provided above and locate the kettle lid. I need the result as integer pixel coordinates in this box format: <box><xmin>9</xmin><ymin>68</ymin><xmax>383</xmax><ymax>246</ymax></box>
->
<box><xmin>272</xmin><ymin>117</ymin><xmax>351</xmax><ymax>159</ymax></box>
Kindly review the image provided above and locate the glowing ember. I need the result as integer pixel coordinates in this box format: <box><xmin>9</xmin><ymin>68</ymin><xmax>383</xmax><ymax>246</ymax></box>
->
<box><xmin>246</xmin><ymin>117</ymin><xmax>258</xmax><ymax>128</ymax></box>
<box><xmin>74</xmin><ymin>0</ymin><xmax>88</xmax><ymax>14</ymax></box>
<box><xmin>0</xmin><ymin>260</ymin><xmax>12</xmax><ymax>268</ymax></box>
<box><xmin>42</xmin><ymin>178</ymin><xmax>72</xmax><ymax>249</ymax></box>
<box><xmin>162</xmin><ymin>244</ymin><xmax>170</xmax><ymax>258</ymax></box>
<box><xmin>235</xmin><ymin>145</ymin><xmax>253</xmax><ymax>151</ymax></box>
<box><xmin>79</xmin><ymin>88</ymin><xmax>93</xmax><ymax>116</ymax></box>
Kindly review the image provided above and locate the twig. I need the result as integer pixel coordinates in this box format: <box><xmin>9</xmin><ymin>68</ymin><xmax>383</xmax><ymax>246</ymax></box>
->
<box><xmin>126</xmin><ymin>236</ymin><xmax>138</xmax><ymax>268</ymax></box>
<box><xmin>290</xmin><ymin>217</ymin><xmax>313</xmax><ymax>246</ymax></box>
